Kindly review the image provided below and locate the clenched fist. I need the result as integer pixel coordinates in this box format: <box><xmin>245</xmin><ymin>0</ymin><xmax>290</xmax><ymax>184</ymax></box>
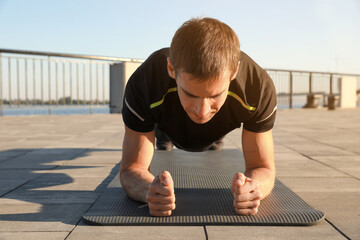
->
<box><xmin>231</xmin><ymin>173</ymin><xmax>262</xmax><ymax>215</ymax></box>
<box><xmin>146</xmin><ymin>171</ymin><xmax>176</xmax><ymax>216</ymax></box>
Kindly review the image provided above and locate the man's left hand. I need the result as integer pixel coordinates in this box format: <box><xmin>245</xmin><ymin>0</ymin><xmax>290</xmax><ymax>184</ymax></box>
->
<box><xmin>231</xmin><ymin>173</ymin><xmax>262</xmax><ymax>215</ymax></box>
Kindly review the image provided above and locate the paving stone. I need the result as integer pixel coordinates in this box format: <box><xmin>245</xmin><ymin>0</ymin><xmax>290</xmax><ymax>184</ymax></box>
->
<box><xmin>0</xmin><ymin>190</ymin><xmax>9</xmax><ymax>196</ymax></box>
<box><xmin>298</xmin><ymin>192</ymin><xmax>360</xmax><ymax>240</ymax></box>
<box><xmin>0</xmin><ymin>141</ymin><xmax>54</xmax><ymax>149</ymax></box>
<box><xmin>0</xmin><ymin>232</ymin><xmax>69</xmax><ymax>240</ymax></box>
<box><xmin>0</xmin><ymin>170</ymin><xmax>48</xmax><ymax>195</ymax></box>
<box><xmin>66</xmin><ymin>151</ymin><xmax>121</xmax><ymax>164</ymax></box>
<box><xmin>0</xmin><ymin>148</ymin><xmax>88</xmax><ymax>170</ymax></box>
<box><xmin>283</xmin><ymin>142</ymin><xmax>355</xmax><ymax>157</ymax></box>
<box><xmin>275</xmin><ymin>158</ymin><xmax>347</xmax><ymax>177</ymax></box>
<box><xmin>273</xmin><ymin>144</ymin><xmax>294</xmax><ymax>153</ymax></box>
<box><xmin>206</xmin><ymin>221</ymin><xmax>345</xmax><ymax>240</ymax></box>
<box><xmin>278</xmin><ymin>177</ymin><xmax>360</xmax><ymax>193</ymax></box>
<box><xmin>312</xmin><ymin>156</ymin><xmax>360</xmax><ymax>179</ymax></box>
<box><xmin>68</xmin><ymin>222</ymin><xmax>206</xmax><ymax>240</ymax></box>
<box><xmin>3</xmin><ymin>188</ymin><xmax>100</xmax><ymax>204</ymax></box>
<box><xmin>0</xmin><ymin>201</ymin><xmax>90</xmax><ymax>232</ymax></box>
<box><xmin>0</xmin><ymin>156</ymin><xmax>63</xmax><ymax>170</ymax></box>
<box><xmin>0</xmin><ymin>149</ymin><xmax>31</xmax><ymax>161</ymax></box>
<box><xmin>275</xmin><ymin>152</ymin><xmax>318</xmax><ymax>161</ymax></box>
<box><xmin>0</xmin><ymin>109</ymin><xmax>359</xmax><ymax>239</ymax></box>
<box><xmin>18</xmin><ymin>166</ymin><xmax>117</xmax><ymax>192</ymax></box>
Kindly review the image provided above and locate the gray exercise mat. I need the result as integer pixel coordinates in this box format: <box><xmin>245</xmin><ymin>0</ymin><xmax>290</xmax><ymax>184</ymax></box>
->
<box><xmin>83</xmin><ymin>150</ymin><xmax>324</xmax><ymax>226</ymax></box>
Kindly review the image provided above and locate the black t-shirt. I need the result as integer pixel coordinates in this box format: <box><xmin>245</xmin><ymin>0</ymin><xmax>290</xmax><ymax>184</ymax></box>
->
<box><xmin>122</xmin><ymin>48</ymin><xmax>277</xmax><ymax>151</ymax></box>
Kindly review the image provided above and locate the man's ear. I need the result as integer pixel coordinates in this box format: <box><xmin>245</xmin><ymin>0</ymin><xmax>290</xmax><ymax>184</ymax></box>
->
<box><xmin>167</xmin><ymin>58</ymin><xmax>176</xmax><ymax>79</ymax></box>
<box><xmin>231</xmin><ymin>61</ymin><xmax>240</xmax><ymax>81</ymax></box>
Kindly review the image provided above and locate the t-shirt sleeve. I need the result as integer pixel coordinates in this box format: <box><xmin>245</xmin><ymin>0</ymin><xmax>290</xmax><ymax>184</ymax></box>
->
<box><xmin>122</xmin><ymin>66</ymin><xmax>155</xmax><ymax>132</ymax></box>
<box><xmin>243</xmin><ymin>73</ymin><xmax>277</xmax><ymax>133</ymax></box>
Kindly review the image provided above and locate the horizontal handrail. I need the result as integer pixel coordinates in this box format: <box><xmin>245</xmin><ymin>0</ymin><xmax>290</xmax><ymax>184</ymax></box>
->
<box><xmin>265</xmin><ymin>68</ymin><xmax>360</xmax><ymax>77</ymax></box>
<box><xmin>0</xmin><ymin>48</ymin><xmax>359</xmax><ymax>117</ymax></box>
<box><xmin>0</xmin><ymin>48</ymin><xmax>144</xmax><ymax>63</ymax></box>
<box><xmin>1</xmin><ymin>48</ymin><xmax>359</xmax><ymax>76</ymax></box>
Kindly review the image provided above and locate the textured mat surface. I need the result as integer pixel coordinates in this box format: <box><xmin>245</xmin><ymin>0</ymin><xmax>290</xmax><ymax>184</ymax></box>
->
<box><xmin>83</xmin><ymin>150</ymin><xmax>324</xmax><ymax>226</ymax></box>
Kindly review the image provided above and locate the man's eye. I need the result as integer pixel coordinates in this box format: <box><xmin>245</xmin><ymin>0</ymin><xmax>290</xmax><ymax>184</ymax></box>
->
<box><xmin>211</xmin><ymin>95</ymin><xmax>221</xmax><ymax>99</ymax></box>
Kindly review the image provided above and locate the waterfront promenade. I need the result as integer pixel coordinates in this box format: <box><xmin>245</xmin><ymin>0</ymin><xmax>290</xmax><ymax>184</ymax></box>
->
<box><xmin>0</xmin><ymin>109</ymin><xmax>359</xmax><ymax>239</ymax></box>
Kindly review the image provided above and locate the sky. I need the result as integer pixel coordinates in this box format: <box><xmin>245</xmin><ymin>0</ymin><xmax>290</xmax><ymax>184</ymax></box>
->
<box><xmin>0</xmin><ymin>0</ymin><xmax>360</xmax><ymax>74</ymax></box>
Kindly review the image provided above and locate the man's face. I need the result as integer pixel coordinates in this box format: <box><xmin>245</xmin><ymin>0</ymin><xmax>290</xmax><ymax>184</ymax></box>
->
<box><xmin>167</xmin><ymin>59</ymin><xmax>238</xmax><ymax>124</ymax></box>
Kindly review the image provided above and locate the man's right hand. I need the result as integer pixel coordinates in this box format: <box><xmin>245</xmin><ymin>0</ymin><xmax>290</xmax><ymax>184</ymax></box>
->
<box><xmin>146</xmin><ymin>171</ymin><xmax>176</xmax><ymax>216</ymax></box>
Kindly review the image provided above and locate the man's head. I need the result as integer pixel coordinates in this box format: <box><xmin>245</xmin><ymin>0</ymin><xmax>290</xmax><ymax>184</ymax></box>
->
<box><xmin>167</xmin><ymin>17</ymin><xmax>240</xmax><ymax>124</ymax></box>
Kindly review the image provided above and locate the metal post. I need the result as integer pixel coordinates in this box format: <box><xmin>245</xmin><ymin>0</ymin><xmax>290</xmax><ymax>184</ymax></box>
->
<box><xmin>41</xmin><ymin>60</ymin><xmax>44</xmax><ymax>106</ymax></box>
<box><xmin>48</xmin><ymin>57</ymin><xmax>52</xmax><ymax>115</ymax></box>
<box><xmin>90</xmin><ymin>61</ymin><xmax>93</xmax><ymax>114</ymax></box>
<box><xmin>8</xmin><ymin>58</ymin><xmax>12</xmax><ymax>108</ymax></box>
<box><xmin>329</xmin><ymin>74</ymin><xmax>333</xmax><ymax>95</ymax></box>
<box><xmin>96</xmin><ymin>63</ymin><xmax>99</xmax><ymax>106</ymax></box>
<box><xmin>77</xmin><ymin>62</ymin><xmax>80</xmax><ymax>105</ymax></box>
<box><xmin>70</xmin><ymin>62</ymin><xmax>73</xmax><ymax>106</ymax></box>
<box><xmin>63</xmin><ymin>60</ymin><xmax>66</xmax><ymax>105</ymax></box>
<box><xmin>309</xmin><ymin>73</ymin><xmax>312</xmax><ymax>94</ymax></box>
<box><xmin>289</xmin><ymin>71</ymin><xmax>293</xmax><ymax>109</ymax></box>
<box><xmin>0</xmin><ymin>54</ymin><xmax>3</xmax><ymax>117</ymax></box>
<box><xmin>327</xmin><ymin>74</ymin><xmax>336</xmax><ymax>110</ymax></box>
<box><xmin>33</xmin><ymin>59</ymin><xmax>36</xmax><ymax>106</ymax></box>
<box><xmin>55</xmin><ymin>60</ymin><xmax>58</xmax><ymax>107</ymax></box>
<box><xmin>25</xmin><ymin>59</ymin><xmax>28</xmax><ymax>107</ymax></box>
<box><xmin>103</xmin><ymin>63</ymin><xmax>106</xmax><ymax>105</ymax></box>
<box><xmin>83</xmin><ymin>62</ymin><xmax>86</xmax><ymax>106</ymax></box>
<box><xmin>17</xmin><ymin>58</ymin><xmax>20</xmax><ymax>107</ymax></box>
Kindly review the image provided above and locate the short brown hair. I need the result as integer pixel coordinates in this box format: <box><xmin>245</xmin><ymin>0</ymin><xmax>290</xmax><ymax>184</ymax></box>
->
<box><xmin>170</xmin><ymin>17</ymin><xmax>240</xmax><ymax>81</ymax></box>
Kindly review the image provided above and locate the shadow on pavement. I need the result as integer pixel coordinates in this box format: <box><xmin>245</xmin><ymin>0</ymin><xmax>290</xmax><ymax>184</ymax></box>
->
<box><xmin>0</xmin><ymin>148</ymin><xmax>120</xmax><ymax>225</ymax></box>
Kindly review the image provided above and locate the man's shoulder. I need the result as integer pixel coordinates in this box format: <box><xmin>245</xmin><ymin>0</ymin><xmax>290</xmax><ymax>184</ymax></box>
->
<box><xmin>238</xmin><ymin>51</ymin><xmax>267</xmax><ymax>77</ymax></box>
<box><xmin>232</xmin><ymin>51</ymin><xmax>275</xmax><ymax>108</ymax></box>
<box><xmin>132</xmin><ymin>47</ymin><xmax>170</xmax><ymax>80</ymax></box>
<box><xmin>126</xmin><ymin>48</ymin><xmax>174</xmax><ymax>105</ymax></box>
<box><xmin>145</xmin><ymin>48</ymin><xmax>170</xmax><ymax>65</ymax></box>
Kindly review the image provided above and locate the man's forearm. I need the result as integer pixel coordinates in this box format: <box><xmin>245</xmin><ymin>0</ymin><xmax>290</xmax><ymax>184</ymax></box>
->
<box><xmin>119</xmin><ymin>168</ymin><xmax>155</xmax><ymax>203</ymax></box>
<box><xmin>244</xmin><ymin>167</ymin><xmax>275</xmax><ymax>199</ymax></box>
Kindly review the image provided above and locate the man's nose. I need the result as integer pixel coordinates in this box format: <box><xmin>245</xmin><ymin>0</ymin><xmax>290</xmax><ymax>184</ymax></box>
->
<box><xmin>195</xmin><ymin>98</ymin><xmax>211</xmax><ymax>118</ymax></box>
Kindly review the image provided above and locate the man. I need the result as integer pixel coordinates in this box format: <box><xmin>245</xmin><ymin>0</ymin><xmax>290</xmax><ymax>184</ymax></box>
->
<box><xmin>120</xmin><ymin>17</ymin><xmax>277</xmax><ymax>217</ymax></box>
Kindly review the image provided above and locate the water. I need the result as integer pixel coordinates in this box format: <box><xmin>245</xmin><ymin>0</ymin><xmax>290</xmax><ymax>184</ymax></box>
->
<box><xmin>1</xmin><ymin>105</ymin><xmax>110</xmax><ymax>116</ymax></box>
<box><xmin>1</xmin><ymin>96</ymin><xmax>358</xmax><ymax>117</ymax></box>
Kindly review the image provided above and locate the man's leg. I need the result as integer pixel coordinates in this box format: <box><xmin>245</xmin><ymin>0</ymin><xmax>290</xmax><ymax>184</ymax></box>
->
<box><xmin>155</xmin><ymin>125</ymin><xmax>174</xmax><ymax>151</ymax></box>
<box><xmin>208</xmin><ymin>137</ymin><xmax>224</xmax><ymax>151</ymax></box>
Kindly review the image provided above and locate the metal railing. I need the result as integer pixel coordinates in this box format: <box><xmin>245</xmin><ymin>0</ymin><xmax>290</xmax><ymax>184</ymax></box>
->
<box><xmin>1</xmin><ymin>48</ymin><xmax>359</xmax><ymax>116</ymax></box>
<box><xmin>266</xmin><ymin>69</ymin><xmax>360</xmax><ymax>109</ymax></box>
<box><xmin>0</xmin><ymin>49</ymin><xmax>143</xmax><ymax>116</ymax></box>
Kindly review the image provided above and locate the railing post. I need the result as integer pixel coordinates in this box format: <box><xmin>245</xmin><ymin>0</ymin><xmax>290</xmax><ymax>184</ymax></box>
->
<box><xmin>25</xmin><ymin>59</ymin><xmax>28</xmax><ymax>107</ymax></box>
<box><xmin>103</xmin><ymin>63</ymin><xmax>106</xmax><ymax>105</ymax></box>
<box><xmin>96</xmin><ymin>63</ymin><xmax>99</xmax><ymax>106</ymax></box>
<box><xmin>33</xmin><ymin>59</ymin><xmax>36</xmax><ymax>106</ymax></box>
<box><xmin>309</xmin><ymin>73</ymin><xmax>312</xmax><ymax>94</ymax></box>
<box><xmin>63</xmin><ymin>60</ymin><xmax>66</xmax><ymax>105</ymax></box>
<box><xmin>9</xmin><ymin>58</ymin><xmax>12</xmax><ymax>108</ymax></box>
<box><xmin>17</xmin><ymin>58</ymin><xmax>20</xmax><ymax>107</ymax></box>
<box><xmin>327</xmin><ymin>74</ymin><xmax>337</xmax><ymax>110</ymax></box>
<box><xmin>304</xmin><ymin>72</ymin><xmax>319</xmax><ymax>108</ymax></box>
<box><xmin>329</xmin><ymin>73</ymin><xmax>333</xmax><ymax>95</ymax></box>
<box><xmin>77</xmin><ymin>62</ymin><xmax>80</xmax><ymax>106</ymax></box>
<box><xmin>48</xmin><ymin>57</ymin><xmax>52</xmax><ymax>115</ymax></box>
<box><xmin>83</xmin><ymin>61</ymin><xmax>86</xmax><ymax>106</ymax></box>
<box><xmin>90</xmin><ymin>61</ymin><xmax>93</xmax><ymax>114</ymax></box>
<box><xmin>289</xmin><ymin>71</ymin><xmax>293</xmax><ymax>109</ymax></box>
<box><xmin>0</xmin><ymin>54</ymin><xmax>3</xmax><ymax>117</ymax></box>
<box><xmin>41</xmin><ymin>60</ymin><xmax>44</xmax><ymax>106</ymax></box>
<box><xmin>55</xmin><ymin>60</ymin><xmax>59</xmax><ymax>107</ymax></box>
<box><xmin>70</xmin><ymin>62</ymin><xmax>73</xmax><ymax>107</ymax></box>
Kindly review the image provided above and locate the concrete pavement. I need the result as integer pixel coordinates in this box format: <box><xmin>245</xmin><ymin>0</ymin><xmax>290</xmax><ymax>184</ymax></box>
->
<box><xmin>0</xmin><ymin>109</ymin><xmax>359</xmax><ymax>239</ymax></box>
